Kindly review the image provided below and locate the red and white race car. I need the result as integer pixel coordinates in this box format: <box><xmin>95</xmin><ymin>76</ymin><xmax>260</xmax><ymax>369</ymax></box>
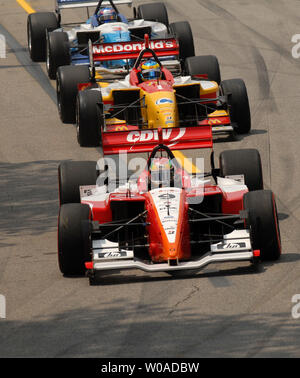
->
<box><xmin>57</xmin><ymin>133</ymin><xmax>281</xmax><ymax>284</ymax></box>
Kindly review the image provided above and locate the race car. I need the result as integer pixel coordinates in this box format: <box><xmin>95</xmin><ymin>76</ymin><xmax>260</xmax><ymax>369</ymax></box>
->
<box><xmin>57</xmin><ymin>137</ymin><xmax>281</xmax><ymax>284</ymax></box>
<box><xmin>71</xmin><ymin>36</ymin><xmax>251</xmax><ymax>150</ymax></box>
<box><xmin>27</xmin><ymin>0</ymin><xmax>194</xmax><ymax>80</ymax></box>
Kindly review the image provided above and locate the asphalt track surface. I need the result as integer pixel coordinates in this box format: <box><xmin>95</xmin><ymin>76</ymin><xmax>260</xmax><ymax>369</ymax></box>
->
<box><xmin>1</xmin><ymin>0</ymin><xmax>300</xmax><ymax>359</ymax></box>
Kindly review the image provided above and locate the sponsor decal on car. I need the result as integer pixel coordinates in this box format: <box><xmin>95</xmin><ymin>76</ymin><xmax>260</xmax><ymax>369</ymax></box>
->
<box><xmin>150</xmin><ymin>188</ymin><xmax>182</xmax><ymax>243</ymax></box>
<box><xmin>127</xmin><ymin>128</ymin><xmax>186</xmax><ymax>143</ymax></box>
<box><xmin>208</xmin><ymin>118</ymin><xmax>222</xmax><ymax>125</ymax></box>
<box><xmin>156</xmin><ymin>98</ymin><xmax>174</xmax><ymax>105</ymax></box>
<box><xmin>217</xmin><ymin>242</ymin><xmax>246</xmax><ymax>250</ymax></box>
<box><xmin>98</xmin><ymin>251</ymin><xmax>128</xmax><ymax>259</ymax></box>
<box><xmin>93</xmin><ymin>40</ymin><xmax>176</xmax><ymax>55</ymax></box>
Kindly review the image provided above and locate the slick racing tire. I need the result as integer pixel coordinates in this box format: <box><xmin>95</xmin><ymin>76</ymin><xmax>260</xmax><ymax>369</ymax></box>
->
<box><xmin>46</xmin><ymin>31</ymin><xmax>70</xmax><ymax>80</ymax></box>
<box><xmin>185</xmin><ymin>55</ymin><xmax>221</xmax><ymax>85</ymax></box>
<box><xmin>169</xmin><ymin>21</ymin><xmax>195</xmax><ymax>63</ymax></box>
<box><xmin>56</xmin><ymin>65</ymin><xmax>90</xmax><ymax>124</ymax></box>
<box><xmin>76</xmin><ymin>90</ymin><xmax>103</xmax><ymax>147</ymax></box>
<box><xmin>220</xmin><ymin>78</ymin><xmax>251</xmax><ymax>135</ymax></box>
<box><xmin>58</xmin><ymin>203</ymin><xmax>92</xmax><ymax>276</ymax></box>
<box><xmin>219</xmin><ymin>149</ymin><xmax>263</xmax><ymax>192</ymax></box>
<box><xmin>58</xmin><ymin>161</ymin><xmax>98</xmax><ymax>205</ymax></box>
<box><xmin>243</xmin><ymin>190</ymin><xmax>281</xmax><ymax>261</ymax></box>
<box><xmin>27</xmin><ymin>12</ymin><xmax>58</xmax><ymax>62</ymax></box>
<box><xmin>137</xmin><ymin>2</ymin><xmax>169</xmax><ymax>26</ymax></box>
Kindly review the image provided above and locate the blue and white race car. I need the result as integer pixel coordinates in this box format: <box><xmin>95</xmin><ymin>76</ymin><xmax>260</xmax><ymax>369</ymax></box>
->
<box><xmin>27</xmin><ymin>0</ymin><xmax>195</xmax><ymax>80</ymax></box>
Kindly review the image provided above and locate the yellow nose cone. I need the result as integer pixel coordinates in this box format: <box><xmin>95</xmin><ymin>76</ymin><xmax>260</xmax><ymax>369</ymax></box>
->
<box><xmin>144</xmin><ymin>91</ymin><xmax>179</xmax><ymax>129</ymax></box>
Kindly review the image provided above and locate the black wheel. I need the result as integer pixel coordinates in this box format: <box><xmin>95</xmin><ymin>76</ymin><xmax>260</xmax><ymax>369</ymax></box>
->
<box><xmin>46</xmin><ymin>31</ymin><xmax>70</xmax><ymax>80</ymax></box>
<box><xmin>169</xmin><ymin>21</ymin><xmax>195</xmax><ymax>62</ymax></box>
<box><xmin>58</xmin><ymin>161</ymin><xmax>97</xmax><ymax>205</ymax></box>
<box><xmin>185</xmin><ymin>55</ymin><xmax>221</xmax><ymax>85</ymax></box>
<box><xmin>221</xmin><ymin>78</ymin><xmax>251</xmax><ymax>134</ymax></box>
<box><xmin>243</xmin><ymin>190</ymin><xmax>281</xmax><ymax>261</ymax></box>
<box><xmin>219</xmin><ymin>149</ymin><xmax>263</xmax><ymax>191</ymax></box>
<box><xmin>27</xmin><ymin>12</ymin><xmax>58</xmax><ymax>62</ymax></box>
<box><xmin>76</xmin><ymin>90</ymin><xmax>103</xmax><ymax>147</ymax></box>
<box><xmin>58</xmin><ymin>203</ymin><xmax>92</xmax><ymax>275</ymax></box>
<box><xmin>56</xmin><ymin>65</ymin><xmax>90</xmax><ymax>124</ymax></box>
<box><xmin>137</xmin><ymin>2</ymin><xmax>169</xmax><ymax>26</ymax></box>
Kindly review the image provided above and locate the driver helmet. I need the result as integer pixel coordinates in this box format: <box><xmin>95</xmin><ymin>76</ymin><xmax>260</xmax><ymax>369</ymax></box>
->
<box><xmin>141</xmin><ymin>59</ymin><xmax>161</xmax><ymax>81</ymax></box>
<box><xmin>150</xmin><ymin>158</ymin><xmax>174</xmax><ymax>189</ymax></box>
<box><xmin>98</xmin><ymin>7</ymin><xmax>118</xmax><ymax>23</ymax></box>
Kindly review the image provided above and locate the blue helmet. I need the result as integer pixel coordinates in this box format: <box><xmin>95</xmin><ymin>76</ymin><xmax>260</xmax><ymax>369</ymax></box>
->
<box><xmin>141</xmin><ymin>60</ymin><xmax>161</xmax><ymax>81</ymax></box>
<box><xmin>98</xmin><ymin>7</ymin><xmax>118</xmax><ymax>23</ymax></box>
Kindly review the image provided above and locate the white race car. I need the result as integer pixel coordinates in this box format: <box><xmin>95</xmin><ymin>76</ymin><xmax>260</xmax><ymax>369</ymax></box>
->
<box><xmin>27</xmin><ymin>0</ymin><xmax>195</xmax><ymax>79</ymax></box>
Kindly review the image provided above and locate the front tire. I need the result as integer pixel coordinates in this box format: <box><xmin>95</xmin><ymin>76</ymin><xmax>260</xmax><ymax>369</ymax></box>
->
<box><xmin>58</xmin><ymin>204</ymin><xmax>92</xmax><ymax>275</ymax></box>
<box><xmin>221</xmin><ymin>78</ymin><xmax>251</xmax><ymax>134</ymax></box>
<box><xmin>243</xmin><ymin>190</ymin><xmax>281</xmax><ymax>261</ymax></box>
<box><xmin>76</xmin><ymin>90</ymin><xmax>103</xmax><ymax>147</ymax></box>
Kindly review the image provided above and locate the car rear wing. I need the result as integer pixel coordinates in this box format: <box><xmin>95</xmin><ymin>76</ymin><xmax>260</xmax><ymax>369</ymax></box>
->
<box><xmin>56</xmin><ymin>0</ymin><xmax>132</xmax><ymax>10</ymax></box>
<box><xmin>101</xmin><ymin>126</ymin><xmax>213</xmax><ymax>155</ymax></box>
<box><xmin>91</xmin><ymin>38</ymin><xmax>179</xmax><ymax>62</ymax></box>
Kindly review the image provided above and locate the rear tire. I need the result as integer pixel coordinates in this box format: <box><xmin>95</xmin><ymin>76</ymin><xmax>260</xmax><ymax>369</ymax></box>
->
<box><xmin>137</xmin><ymin>2</ymin><xmax>169</xmax><ymax>26</ymax></box>
<box><xmin>56</xmin><ymin>65</ymin><xmax>90</xmax><ymax>124</ymax></box>
<box><xmin>27</xmin><ymin>12</ymin><xmax>58</xmax><ymax>62</ymax></box>
<box><xmin>58</xmin><ymin>161</ymin><xmax>97</xmax><ymax>205</ymax></box>
<box><xmin>169</xmin><ymin>21</ymin><xmax>195</xmax><ymax>63</ymax></box>
<box><xmin>185</xmin><ymin>55</ymin><xmax>221</xmax><ymax>85</ymax></box>
<box><xmin>221</xmin><ymin>78</ymin><xmax>251</xmax><ymax>134</ymax></box>
<box><xmin>58</xmin><ymin>204</ymin><xmax>91</xmax><ymax>275</ymax></box>
<box><xmin>243</xmin><ymin>190</ymin><xmax>281</xmax><ymax>261</ymax></box>
<box><xmin>46</xmin><ymin>31</ymin><xmax>70</xmax><ymax>80</ymax></box>
<box><xmin>219</xmin><ymin>149</ymin><xmax>263</xmax><ymax>191</ymax></box>
<box><xmin>76</xmin><ymin>90</ymin><xmax>103</xmax><ymax>147</ymax></box>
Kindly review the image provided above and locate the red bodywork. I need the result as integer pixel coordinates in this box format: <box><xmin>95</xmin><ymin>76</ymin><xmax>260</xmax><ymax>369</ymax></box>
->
<box><xmin>102</xmin><ymin>126</ymin><xmax>214</xmax><ymax>154</ymax></box>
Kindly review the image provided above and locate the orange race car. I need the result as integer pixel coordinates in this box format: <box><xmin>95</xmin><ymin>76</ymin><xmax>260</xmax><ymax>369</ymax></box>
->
<box><xmin>57</xmin><ymin>138</ymin><xmax>281</xmax><ymax>284</ymax></box>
